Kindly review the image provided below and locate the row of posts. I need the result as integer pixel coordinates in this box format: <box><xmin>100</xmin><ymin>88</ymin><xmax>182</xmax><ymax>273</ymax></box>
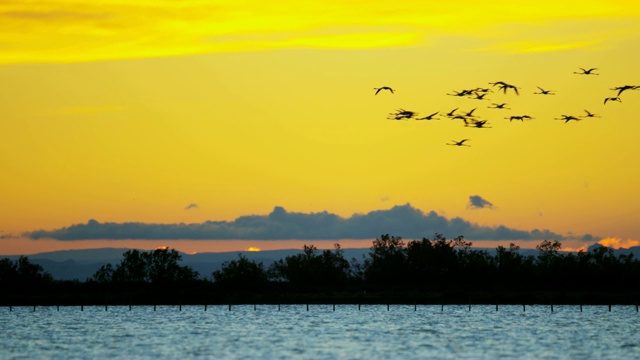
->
<box><xmin>5</xmin><ymin>304</ymin><xmax>639</xmax><ymax>312</ymax></box>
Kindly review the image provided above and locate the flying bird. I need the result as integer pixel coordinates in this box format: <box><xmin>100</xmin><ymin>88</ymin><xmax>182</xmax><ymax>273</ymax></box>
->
<box><xmin>447</xmin><ymin>139</ymin><xmax>470</xmax><ymax>147</ymax></box>
<box><xmin>465</xmin><ymin>119</ymin><xmax>491</xmax><ymax>128</ymax></box>
<box><xmin>555</xmin><ymin>115</ymin><xmax>580</xmax><ymax>123</ymax></box>
<box><xmin>489</xmin><ymin>81</ymin><xmax>509</xmax><ymax>87</ymax></box>
<box><xmin>490</xmin><ymin>81</ymin><xmax>519</xmax><ymax>95</ymax></box>
<box><xmin>488</xmin><ymin>103</ymin><xmax>510</xmax><ymax>109</ymax></box>
<box><xmin>505</xmin><ymin>115</ymin><xmax>533</xmax><ymax>122</ymax></box>
<box><xmin>374</xmin><ymin>86</ymin><xmax>394</xmax><ymax>95</ymax></box>
<box><xmin>445</xmin><ymin>108</ymin><xmax>459</xmax><ymax>117</ymax></box>
<box><xmin>534</xmin><ymin>86</ymin><xmax>555</xmax><ymax>95</ymax></box>
<box><xmin>583</xmin><ymin>110</ymin><xmax>600</xmax><ymax>118</ymax></box>
<box><xmin>610</xmin><ymin>85</ymin><xmax>639</xmax><ymax>96</ymax></box>
<box><xmin>416</xmin><ymin>111</ymin><xmax>439</xmax><ymax>120</ymax></box>
<box><xmin>462</xmin><ymin>108</ymin><xmax>477</xmax><ymax>117</ymax></box>
<box><xmin>574</xmin><ymin>67</ymin><xmax>599</xmax><ymax>75</ymax></box>
<box><xmin>389</xmin><ymin>108</ymin><xmax>418</xmax><ymax>120</ymax></box>
<box><xmin>604</xmin><ymin>97</ymin><xmax>622</xmax><ymax>104</ymax></box>
<box><xmin>447</xmin><ymin>89</ymin><xmax>474</xmax><ymax>97</ymax></box>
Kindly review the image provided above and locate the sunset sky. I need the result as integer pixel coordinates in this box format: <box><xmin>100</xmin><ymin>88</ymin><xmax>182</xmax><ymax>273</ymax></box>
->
<box><xmin>1</xmin><ymin>1</ymin><xmax>640</xmax><ymax>255</ymax></box>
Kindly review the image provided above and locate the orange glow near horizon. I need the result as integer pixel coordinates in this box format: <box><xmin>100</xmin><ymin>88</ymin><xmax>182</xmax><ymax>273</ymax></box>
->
<box><xmin>0</xmin><ymin>237</ymin><xmax>600</xmax><ymax>256</ymax></box>
<box><xmin>597</xmin><ymin>237</ymin><xmax>640</xmax><ymax>250</ymax></box>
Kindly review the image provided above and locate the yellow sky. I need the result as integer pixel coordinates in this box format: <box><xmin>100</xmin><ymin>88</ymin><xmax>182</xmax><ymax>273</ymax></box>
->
<box><xmin>1</xmin><ymin>1</ymin><xmax>640</xmax><ymax>254</ymax></box>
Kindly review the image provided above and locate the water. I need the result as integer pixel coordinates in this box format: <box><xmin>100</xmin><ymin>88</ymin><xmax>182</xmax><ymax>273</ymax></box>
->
<box><xmin>2</xmin><ymin>305</ymin><xmax>639</xmax><ymax>359</ymax></box>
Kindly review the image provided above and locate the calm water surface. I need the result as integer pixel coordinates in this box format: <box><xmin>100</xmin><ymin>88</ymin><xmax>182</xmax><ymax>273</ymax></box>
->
<box><xmin>2</xmin><ymin>305</ymin><xmax>639</xmax><ymax>359</ymax></box>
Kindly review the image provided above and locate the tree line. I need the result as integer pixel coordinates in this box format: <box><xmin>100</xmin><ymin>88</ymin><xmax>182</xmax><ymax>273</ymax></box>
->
<box><xmin>1</xmin><ymin>234</ymin><xmax>639</xmax><ymax>304</ymax></box>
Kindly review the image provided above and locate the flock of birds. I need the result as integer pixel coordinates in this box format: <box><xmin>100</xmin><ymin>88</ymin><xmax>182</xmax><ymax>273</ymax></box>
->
<box><xmin>374</xmin><ymin>68</ymin><xmax>639</xmax><ymax>147</ymax></box>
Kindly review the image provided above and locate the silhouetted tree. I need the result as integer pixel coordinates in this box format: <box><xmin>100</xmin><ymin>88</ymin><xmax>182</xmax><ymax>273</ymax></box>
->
<box><xmin>494</xmin><ymin>243</ymin><xmax>534</xmax><ymax>283</ymax></box>
<box><xmin>269</xmin><ymin>244</ymin><xmax>351</xmax><ymax>291</ymax></box>
<box><xmin>146</xmin><ymin>248</ymin><xmax>199</xmax><ymax>283</ymax></box>
<box><xmin>91</xmin><ymin>248</ymin><xmax>198</xmax><ymax>284</ymax></box>
<box><xmin>213</xmin><ymin>254</ymin><xmax>268</xmax><ymax>290</ymax></box>
<box><xmin>364</xmin><ymin>234</ymin><xmax>408</xmax><ymax>289</ymax></box>
<box><xmin>0</xmin><ymin>256</ymin><xmax>52</xmax><ymax>284</ymax></box>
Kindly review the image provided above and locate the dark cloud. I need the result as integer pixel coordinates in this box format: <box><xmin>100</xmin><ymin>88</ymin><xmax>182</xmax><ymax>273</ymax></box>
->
<box><xmin>184</xmin><ymin>203</ymin><xmax>199</xmax><ymax>210</ymax></box>
<box><xmin>25</xmin><ymin>204</ymin><xmax>567</xmax><ymax>242</ymax></box>
<box><xmin>579</xmin><ymin>233</ymin><xmax>599</xmax><ymax>242</ymax></box>
<box><xmin>468</xmin><ymin>195</ymin><xmax>494</xmax><ymax>209</ymax></box>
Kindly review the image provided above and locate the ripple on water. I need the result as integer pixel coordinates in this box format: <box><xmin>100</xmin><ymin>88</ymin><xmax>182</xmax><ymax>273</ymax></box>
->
<box><xmin>1</xmin><ymin>305</ymin><xmax>640</xmax><ymax>359</ymax></box>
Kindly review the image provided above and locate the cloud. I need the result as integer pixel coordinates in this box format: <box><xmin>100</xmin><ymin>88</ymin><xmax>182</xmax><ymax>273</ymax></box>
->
<box><xmin>184</xmin><ymin>203</ymin><xmax>199</xmax><ymax>210</ymax></box>
<box><xmin>597</xmin><ymin>237</ymin><xmax>640</xmax><ymax>249</ymax></box>
<box><xmin>26</xmin><ymin>204</ymin><xmax>567</xmax><ymax>242</ymax></box>
<box><xmin>468</xmin><ymin>195</ymin><xmax>494</xmax><ymax>210</ymax></box>
<box><xmin>3</xmin><ymin>2</ymin><xmax>640</xmax><ymax>64</ymax></box>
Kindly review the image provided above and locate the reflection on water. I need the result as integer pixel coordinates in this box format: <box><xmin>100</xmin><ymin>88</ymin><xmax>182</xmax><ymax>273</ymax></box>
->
<box><xmin>1</xmin><ymin>305</ymin><xmax>639</xmax><ymax>359</ymax></box>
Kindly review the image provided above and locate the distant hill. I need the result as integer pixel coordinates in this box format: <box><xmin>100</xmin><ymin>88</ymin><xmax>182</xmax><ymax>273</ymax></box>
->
<box><xmin>3</xmin><ymin>244</ymin><xmax>638</xmax><ymax>281</ymax></box>
<box><xmin>1</xmin><ymin>247</ymin><xmax>371</xmax><ymax>281</ymax></box>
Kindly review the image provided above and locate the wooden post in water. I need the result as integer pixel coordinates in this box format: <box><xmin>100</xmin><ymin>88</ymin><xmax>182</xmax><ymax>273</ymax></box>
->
<box><xmin>9</xmin><ymin>305</ymin><xmax>12</xmax><ymax>312</ymax></box>
<box><xmin>415</xmin><ymin>304</ymin><xmax>417</xmax><ymax>311</ymax></box>
<box><xmin>306</xmin><ymin>304</ymin><xmax>309</xmax><ymax>311</ymax></box>
<box><xmin>81</xmin><ymin>305</ymin><xmax>84</xmax><ymax>311</ymax></box>
<box><xmin>387</xmin><ymin>304</ymin><xmax>390</xmax><ymax>311</ymax></box>
<box><xmin>333</xmin><ymin>304</ymin><xmax>335</xmax><ymax>312</ymax></box>
<box><xmin>228</xmin><ymin>304</ymin><xmax>231</xmax><ymax>311</ymax></box>
<box><xmin>551</xmin><ymin>304</ymin><xmax>554</xmax><ymax>312</ymax></box>
<box><xmin>105</xmin><ymin>304</ymin><xmax>108</xmax><ymax>311</ymax></box>
<box><xmin>179</xmin><ymin>305</ymin><xmax>182</xmax><ymax>311</ymax></box>
<box><xmin>580</xmin><ymin>304</ymin><xmax>583</xmax><ymax>312</ymax></box>
<box><xmin>129</xmin><ymin>305</ymin><xmax>132</xmax><ymax>311</ymax></box>
<box><xmin>254</xmin><ymin>304</ymin><xmax>256</xmax><ymax>311</ymax></box>
<box><xmin>496</xmin><ymin>304</ymin><xmax>498</xmax><ymax>312</ymax></box>
<box><xmin>57</xmin><ymin>305</ymin><xmax>59</xmax><ymax>312</ymax></box>
<box><xmin>441</xmin><ymin>304</ymin><xmax>444</xmax><ymax>312</ymax></box>
<box><xmin>204</xmin><ymin>304</ymin><xmax>207</xmax><ymax>311</ymax></box>
<box><xmin>523</xmin><ymin>304</ymin><xmax>526</xmax><ymax>312</ymax></box>
<box><xmin>608</xmin><ymin>304</ymin><xmax>611</xmax><ymax>312</ymax></box>
<box><xmin>468</xmin><ymin>304</ymin><xmax>471</xmax><ymax>312</ymax></box>
<box><xmin>33</xmin><ymin>305</ymin><xmax>36</xmax><ymax>312</ymax></box>
<box><xmin>154</xmin><ymin>305</ymin><xmax>156</xmax><ymax>311</ymax></box>
<box><xmin>358</xmin><ymin>304</ymin><xmax>361</xmax><ymax>311</ymax></box>
<box><xmin>278</xmin><ymin>304</ymin><xmax>281</xmax><ymax>311</ymax></box>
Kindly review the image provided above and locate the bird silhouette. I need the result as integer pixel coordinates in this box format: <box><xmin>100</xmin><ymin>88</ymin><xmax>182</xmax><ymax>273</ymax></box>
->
<box><xmin>445</xmin><ymin>108</ymin><xmax>459</xmax><ymax>117</ymax></box>
<box><xmin>488</xmin><ymin>103</ymin><xmax>510</xmax><ymax>109</ymax></box>
<box><xmin>505</xmin><ymin>115</ymin><xmax>533</xmax><ymax>122</ymax></box>
<box><xmin>416</xmin><ymin>111</ymin><xmax>439</xmax><ymax>120</ymax></box>
<box><xmin>555</xmin><ymin>115</ymin><xmax>580</xmax><ymax>123</ymax></box>
<box><xmin>474</xmin><ymin>87</ymin><xmax>492</xmax><ymax>93</ymax></box>
<box><xmin>447</xmin><ymin>89</ymin><xmax>474</xmax><ymax>97</ymax></box>
<box><xmin>447</xmin><ymin>139</ymin><xmax>470</xmax><ymax>146</ymax></box>
<box><xmin>473</xmin><ymin>92</ymin><xmax>489</xmax><ymax>100</ymax></box>
<box><xmin>374</xmin><ymin>86</ymin><xmax>394</xmax><ymax>95</ymax></box>
<box><xmin>462</xmin><ymin>108</ymin><xmax>477</xmax><ymax>117</ymax></box>
<box><xmin>501</xmin><ymin>84</ymin><xmax>520</xmax><ymax>95</ymax></box>
<box><xmin>465</xmin><ymin>119</ymin><xmax>491</xmax><ymax>128</ymax></box>
<box><xmin>582</xmin><ymin>110</ymin><xmax>600</xmax><ymax>118</ymax></box>
<box><xmin>610</xmin><ymin>85</ymin><xmax>639</xmax><ymax>96</ymax></box>
<box><xmin>489</xmin><ymin>81</ymin><xmax>509</xmax><ymax>87</ymax></box>
<box><xmin>388</xmin><ymin>108</ymin><xmax>418</xmax><ymax>120</ymax></box>
<box><xmin>490</xmin><ymin>81</ymin><xmax>519</xmax><ymax>95</ymax></box>
<box><xmin>604</xmin><ymin>97</ymin><xmax>622</xmax><ymax>104</ymax></box>
<box><xmin>534</xmin><ymin>86</ymin><xmax>555</xmax><ymax>95</ymax></box>
<box><xmin>574</xmin><ymin>67</ymin><xmax>599</xmax><ymax>75</ymax></box>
